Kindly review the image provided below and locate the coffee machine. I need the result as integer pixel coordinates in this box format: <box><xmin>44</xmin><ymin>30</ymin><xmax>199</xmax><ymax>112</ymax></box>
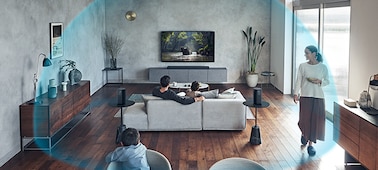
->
<box><xmin>369</xmin><ymin>74</ymin><xmax>378</xmax><ymax>110</ymax></box>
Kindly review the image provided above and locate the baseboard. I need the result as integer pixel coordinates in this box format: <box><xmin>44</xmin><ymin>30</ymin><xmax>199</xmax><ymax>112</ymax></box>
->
<box><xmin>0</xmin><ymin>144</ymin><xmax>20</xmax><ymax>167</ymax></box>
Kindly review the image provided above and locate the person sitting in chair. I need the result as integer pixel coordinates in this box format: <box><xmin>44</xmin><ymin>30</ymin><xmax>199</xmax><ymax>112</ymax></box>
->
<box><xmin>105</xmin><ymin>128</ymin><xmax>150</xmax><ymax>170</ymax></box>
<box><xmin>152</xmin><ymin>75</ymin><xmax>204</xmax><ymax>104</ymax></box>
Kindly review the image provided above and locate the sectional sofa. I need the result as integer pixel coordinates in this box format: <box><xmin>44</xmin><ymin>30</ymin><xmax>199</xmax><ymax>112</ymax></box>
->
<box><xmin>122</xmin><ymin>91</ymin><xmax>249</xmax><ymax>131</ymax></box>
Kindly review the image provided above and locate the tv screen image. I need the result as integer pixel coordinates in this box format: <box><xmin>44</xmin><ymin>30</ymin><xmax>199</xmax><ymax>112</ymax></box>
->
<box><xmin>161</xmin><ymin>31</ymin><xmax>214</xmax><ymax>62</ymax></box>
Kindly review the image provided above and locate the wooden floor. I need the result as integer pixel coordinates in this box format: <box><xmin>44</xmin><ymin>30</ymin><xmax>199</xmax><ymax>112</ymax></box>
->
<box><xmin>2</xmin><ymin>83</ymin><xmax>351</xmax><ymax>170</ymax></box>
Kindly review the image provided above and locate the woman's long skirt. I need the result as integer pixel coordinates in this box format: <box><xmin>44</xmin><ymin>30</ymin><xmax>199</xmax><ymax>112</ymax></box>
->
<box><xmin>298</xmin><ymin>97</ymin><xmax>326</xmax><ymax>143</ymax></box>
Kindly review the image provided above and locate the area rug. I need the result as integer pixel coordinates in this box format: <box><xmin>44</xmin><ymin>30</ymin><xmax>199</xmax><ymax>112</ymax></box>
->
<box><xmin>128</xmin><ymin>93</ymin><xmax>150</xmax><ymax>103</ymax></box>
<box><xmin>115</xmin><ymin>94</ymin><xmax>255</xmax><ymax>119</ymax></box>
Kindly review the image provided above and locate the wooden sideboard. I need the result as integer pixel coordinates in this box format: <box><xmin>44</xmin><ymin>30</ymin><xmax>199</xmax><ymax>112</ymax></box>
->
<box><xmin>333</xmin><ymin>102</ymin><xmax>378</xmax><ymax>169</ymax></box>
<box><xmin>20</xmin><ymin>80</ymin><xmax>90</xmax><ymax>150</ymax></box>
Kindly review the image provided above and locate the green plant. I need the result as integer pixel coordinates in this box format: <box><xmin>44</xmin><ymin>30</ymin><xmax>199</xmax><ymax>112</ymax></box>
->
<box><xmin>103</xmin><ymin>33</ymin><xmax>124</xmax><ymax>59</ymax></box>
<box><xmin>60</xmin><ymin>60</ymin><xmax>77</xmax><ymax>72</ymax></box>
<box><xmin>242</xmin><ymin>26</ymin><xmax>266</xmax><ymax>73</ymax></box>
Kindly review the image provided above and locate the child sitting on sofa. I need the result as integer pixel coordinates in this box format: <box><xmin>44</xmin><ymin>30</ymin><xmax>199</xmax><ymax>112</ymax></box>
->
<box><xmin>186</xmin><ymin>81</ymin><xmax>220</xmax><ymax>99</ymax></box>
<box><xmin>152</xmin><ymin>75</ymin><xmax>204</xmax><ymax>104</ymax></box>
<box><xmin>105</xmin><ymin>128</ymin><xmax>150</xmax><ymax>170</ymax></box>
<box><xmin>185</xmin><ymin>81</ymin><xmax>201</xmax><ymax>98</ymax></box>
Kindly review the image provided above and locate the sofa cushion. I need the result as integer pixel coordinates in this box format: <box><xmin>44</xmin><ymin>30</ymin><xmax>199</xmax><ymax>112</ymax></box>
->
<box><xmin>218</xmin><ymin>93</ymin><xmax>237</xmax><ymax>99</ymax></box>
<box><xmin>146</xmin><ymin>99</ymin><xmax>202</xmax><ymax>131</ymax></box>
<box><xmin>142</xmin><ymin>94</ymin><xmax>162</xmax><ymax>107</ymax></box>
<box><xmin>202</xmin><ymin>91</ymin><xmax>247</xmax><ymax>130</ymax></box>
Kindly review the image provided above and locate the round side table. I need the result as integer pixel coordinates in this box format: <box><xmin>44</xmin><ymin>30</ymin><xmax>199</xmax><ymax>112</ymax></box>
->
<box><xmin>243</xmin><ymin>100</ymin><xmax>270</xmax><ymax>145</ymax></box>
<box><xmin>261</xmin><ymin>71</ymin><xmax>275</xmax><ymax>89</ymax></box>
<box><xmin>110</xmin><ymin>100</ymin><xmax>135</xmax><ymax>144</ymax></box>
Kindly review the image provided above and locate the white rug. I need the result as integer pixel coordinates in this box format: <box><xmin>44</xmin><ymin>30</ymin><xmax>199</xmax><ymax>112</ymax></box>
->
<box><xmin>114</xmin><ymin>106</ymin><xmax>255</xmax><ymax>119</ymax></box>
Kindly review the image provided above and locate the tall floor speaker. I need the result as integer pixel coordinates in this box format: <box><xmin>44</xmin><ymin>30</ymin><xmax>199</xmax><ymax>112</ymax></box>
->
<box><xmin>117</xmin><ymin>88</ymin><xmax>126</xmax><ymax>105</ymax></box>
<box><xmin>254</xmin><ymin>87</ymin><xmax>262</xmax><ymax>105</ymax></box>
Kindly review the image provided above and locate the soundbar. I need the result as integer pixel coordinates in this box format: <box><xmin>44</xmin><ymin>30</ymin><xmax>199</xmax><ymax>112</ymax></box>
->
<box><xmin>167</xmin><ymin>66</ymin><xmax>210</xmax><ymax>69</ymax></box>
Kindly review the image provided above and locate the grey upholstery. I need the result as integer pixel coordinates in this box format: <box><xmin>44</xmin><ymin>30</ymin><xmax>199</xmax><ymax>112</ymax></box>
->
<box><xmin>123</xmin><ymin>91</ymin><xmax>247</xmax><ymax>131</ymax></box>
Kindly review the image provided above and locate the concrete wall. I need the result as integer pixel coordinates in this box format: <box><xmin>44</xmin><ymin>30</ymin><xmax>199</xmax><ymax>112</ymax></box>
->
<box><xmin>0</xmin><ymin>0</ymin><xmax>105</xmax><ymax>166</ymax></box>
<box><xmin>349</xmin><ymin>0</ymin><xmax>378</xmax><ymax>100</ymax></box>
<box><xmin>104</xmin><ymin>0</ymin><xmax>271</xmax><ymax>83</ymax></box>
<box><xmin>0</xmin><ymin>0</ymin><xmax>271</xmax><ymax>166</ymax></box>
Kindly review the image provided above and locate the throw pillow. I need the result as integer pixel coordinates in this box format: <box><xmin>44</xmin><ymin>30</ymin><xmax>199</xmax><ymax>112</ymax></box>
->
<box><xmin>222</xmin><ymin>87</ymin><xmax>235</xmax><ymax>94</ymax></box>
<box><xmin>177</xmin><ymin>92</ymin><xmax>186</xmax><ymax>97</ymax></box>
<box><xmin>218</xmin><ymin>93</ymin><xmax>237</xmax><ymax>99</ymax></box>
<box><xmin>200</xmin><ymin>89</ymin><xmax>219</xmax><ymax>98</ymax></box>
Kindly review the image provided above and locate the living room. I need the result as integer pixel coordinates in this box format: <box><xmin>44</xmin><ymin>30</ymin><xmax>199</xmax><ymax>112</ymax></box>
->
<box><xmin>1</xmin><ymin>0</ymin><xmax>378</xmax><ymax>169</ymax></box>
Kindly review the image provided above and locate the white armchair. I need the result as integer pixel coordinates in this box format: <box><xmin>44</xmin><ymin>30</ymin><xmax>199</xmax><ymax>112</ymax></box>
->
<box><xmin>210</xmin><ymin>157</ymin><xmax>265</xmax><ymax>170</ymax></box>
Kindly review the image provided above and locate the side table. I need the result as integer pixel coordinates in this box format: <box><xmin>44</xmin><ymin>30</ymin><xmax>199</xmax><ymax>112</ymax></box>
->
<box><xmin>103</xmin><ymin>67</ymin><xmax>123</xmax><ymax>84</ymax></box>
<box><xmin>260</xmin><ymin>71</ymin><xmax>275</xmax><ymax>89</ymax></box>
<box><xmin>110</xmin><ymin>100</ymin><xmax>135</xmax><ymax>144</ymax></box>
<box><xmin>243</xmin><ymin>100</ymin><xmax>270</xmax><ymax>145</ymax></box>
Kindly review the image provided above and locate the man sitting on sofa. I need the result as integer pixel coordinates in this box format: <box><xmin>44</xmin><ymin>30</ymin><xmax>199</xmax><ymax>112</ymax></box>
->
<box><xmin>152</xmin><ymin>75</ymin><xmax>205</xmax><ymax>105</ymax></box>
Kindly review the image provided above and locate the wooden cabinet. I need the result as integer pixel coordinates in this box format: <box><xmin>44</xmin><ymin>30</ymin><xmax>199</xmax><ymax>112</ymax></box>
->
<box><xmin>359</xmin><ymin>119</ymin><xmax>376</xmax><ymax>168</ymax></box>
<box><xmin>333</xmin><ymin>102</ymin><xmax>378</xmax><ymax>169</ymax></box>
<box><xmin>20</xmin><ymin>81</ymin><xmax>90</xmax><ymax>150</ymax></box>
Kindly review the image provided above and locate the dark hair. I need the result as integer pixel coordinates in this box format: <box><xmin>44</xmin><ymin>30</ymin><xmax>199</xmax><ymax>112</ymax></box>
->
<box><xmin>191</xmin><ymin>81</ymin><xmax>200</xmax><ymax>91</ymax></box>
<box><xmin>160</xmin><ymin>75</ymin><xmax>170</xmax><ymax>87</ymax></box>
<box><xmin>306</xmin><ymin>45</ymin><xmax>323</xmax><ymax>62</ymax></box>
<box><xmin>121</xmin><ymin>128</ymin><xmax>140</xmax><ymax>146</ymax></box>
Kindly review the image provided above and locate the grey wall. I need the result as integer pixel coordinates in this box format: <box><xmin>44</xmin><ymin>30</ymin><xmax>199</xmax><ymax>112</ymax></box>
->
<box><xmin>0</xmin><ymin>0</ymin><xmax>271</xmax><ymax>166</ymax></box>
<box><xmin>104</xmin><ymin>0</ymin><xmax>271</xmax><ymax>83</ymax></box>
<box><xmin>0</xmin><ymin>0</ymin><xmax>105</xmax><ymax>166</ymax></box>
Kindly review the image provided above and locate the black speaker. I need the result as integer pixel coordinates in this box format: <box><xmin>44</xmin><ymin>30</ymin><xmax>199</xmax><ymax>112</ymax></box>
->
<box><xmin>253</xmin><ymin>87</ymin><xmax>262</xmax><ymax>105</ymax></box>
<box><xmin>117</xmin><ymin>88</ymin><xmax>126</xmax><ymax>105</ymax></box>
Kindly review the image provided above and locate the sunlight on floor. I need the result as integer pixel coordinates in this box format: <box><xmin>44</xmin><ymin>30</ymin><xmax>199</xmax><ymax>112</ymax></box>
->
<box><xmin>317</xmin><ymin>120</ymin><xmax>346</xmax><ymax>169</ymax></box>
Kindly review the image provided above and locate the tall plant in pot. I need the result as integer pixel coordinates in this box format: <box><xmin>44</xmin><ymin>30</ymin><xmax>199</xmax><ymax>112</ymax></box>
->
<box><xmin>103</xmin><ymin>33</ymin><xmax>124</xmax><ymax>69</ymax></box>
<box><xmin>242</xmin><ymin>26</ymin><xmax>266</xmax><ymax>87</ymax></box>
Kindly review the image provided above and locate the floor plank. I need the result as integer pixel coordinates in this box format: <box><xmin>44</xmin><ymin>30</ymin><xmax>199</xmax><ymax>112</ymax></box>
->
<box><xmin>1</xmin><ymin>83</ymin><xmax>349</xmax><ymax>170</ymax></box>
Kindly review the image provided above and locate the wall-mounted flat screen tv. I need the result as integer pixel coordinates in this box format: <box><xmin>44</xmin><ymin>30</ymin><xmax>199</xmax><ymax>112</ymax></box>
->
<box><xmin>161</xmin><ymin>31</ymin><xmax>214</xmax><ymax>62</ymax></box>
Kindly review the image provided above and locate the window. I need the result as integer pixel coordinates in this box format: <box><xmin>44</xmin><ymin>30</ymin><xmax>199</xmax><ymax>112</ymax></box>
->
<box><xmin>293</xmin><ymin>4</ymin><xmax>350</xmax><ymax>115</ymax></box>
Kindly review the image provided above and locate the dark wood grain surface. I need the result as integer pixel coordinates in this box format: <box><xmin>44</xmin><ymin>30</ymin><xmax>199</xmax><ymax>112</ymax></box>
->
<box><xmin>2</xmin><ymin>83</ymin><xmax>347</xmax><ymax>170</ymax></box>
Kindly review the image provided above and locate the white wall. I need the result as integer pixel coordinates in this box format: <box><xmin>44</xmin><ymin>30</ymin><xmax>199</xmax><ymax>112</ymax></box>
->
<box><xmin>104</xmin><ymin>0</ymin><xmax>271</xmax><ymax>83</ymax></box>
<box><xmin>349</xmin><ymin>0</ymin><xmax>378</xmax><ymax>100</ymax></box>
<box><xmin>0</xmin><ymin>0</ymin><xmax>105</xmax><ymax>166</ymax></box>
<box><xmin>270</xmin><ymin>0</ymin><xmax>293</xmax><ymax>94</ymax></box>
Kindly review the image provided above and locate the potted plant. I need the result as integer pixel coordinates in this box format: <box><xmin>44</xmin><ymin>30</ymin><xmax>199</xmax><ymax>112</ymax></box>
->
<box><xmin>242</xmin><ymin>26</ymin><xmax>266</xmax><ymax>87</ymax></box>
<box><xmin>103</xmin><ymin>33</ymin><xmax>124</xmax><ymax>69</ymax></box>
<box><xmin>60</xmin><ymin>60</ymin><xmax>82</xmax><ymax>85</ymax></box>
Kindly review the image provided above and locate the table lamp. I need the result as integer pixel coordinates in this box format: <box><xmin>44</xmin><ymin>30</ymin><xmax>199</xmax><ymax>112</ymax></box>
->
<box><xmin>33</xmin><ymin>53</ymin><xmax>52</xmax><ymax>104</ymax></box>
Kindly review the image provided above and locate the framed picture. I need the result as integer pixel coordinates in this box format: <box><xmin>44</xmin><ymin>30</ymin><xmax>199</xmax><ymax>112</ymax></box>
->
<box><xmin>50</xmin><ymin>22</ymin><xmax>63</xmax><ymax>59</ymax></box>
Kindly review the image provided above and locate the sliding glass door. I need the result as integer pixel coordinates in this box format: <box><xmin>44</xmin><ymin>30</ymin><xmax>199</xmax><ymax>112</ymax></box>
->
<box><xmin>293</xmin><ymin>5</ymin><xmax>350</xmax><ymax>114</ymax></box>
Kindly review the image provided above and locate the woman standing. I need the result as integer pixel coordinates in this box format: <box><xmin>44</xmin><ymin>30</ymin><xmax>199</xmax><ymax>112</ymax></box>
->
<box><xmin>293</xmin><ymin>45</ymin><xmax>329</xmax><ymax>156</ymax></box>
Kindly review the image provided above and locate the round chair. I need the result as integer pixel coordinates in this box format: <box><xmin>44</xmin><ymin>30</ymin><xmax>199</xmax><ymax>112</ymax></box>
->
<box><xmin>209</xmin><ymin>157</ymin><xmax>265</xmax><ymax>170</ymax></box>
<box><xmin>107</xmin><ymin>149</ymin><xmax>172</xmax><ymax>170</ymax></box>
